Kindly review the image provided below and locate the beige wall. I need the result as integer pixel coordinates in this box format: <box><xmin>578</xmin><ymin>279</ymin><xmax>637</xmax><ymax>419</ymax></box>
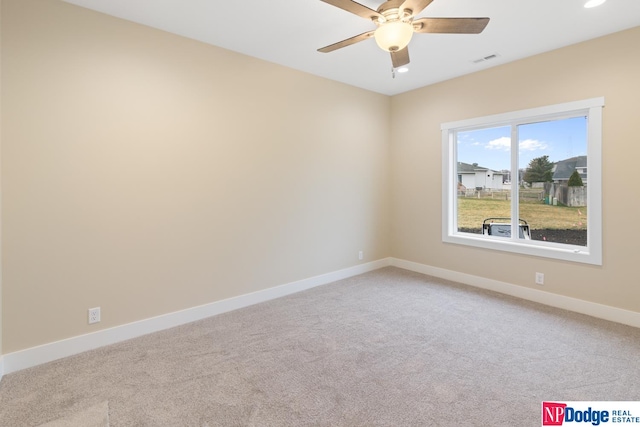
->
<box><xmin>391</xmin><ymin>27</ymin><xmax>640</xmax><ymax>312</ymax></box>
<box><xmin>1</xmin><ymin>0</ymin><xmax>391</xmax><ymax>353</ymax></box>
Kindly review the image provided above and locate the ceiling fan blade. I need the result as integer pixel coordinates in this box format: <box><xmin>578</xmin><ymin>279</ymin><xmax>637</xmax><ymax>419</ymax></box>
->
<box><xmin>399</xmin><ymin>0</ymin><xmax>434</xmax><ymax>16</ymax></box>
<box><xmin>413</xmin><ymin>17</ymin><xmax>490</xmax><ymax>34</ymax></box>
<box><xmin>391</xmin><ymin>47</ymin><xmax>410</xmax><ymax>68</ymax></box>
<box><xmin>317</xmin><ymin>30</ymin><xmax>376</xmax><ymax>53</ymax></box>
<box><xmin>320</xmin><ymin>0</ymin><xmax>383</xmax><ymax>21</ymax></box>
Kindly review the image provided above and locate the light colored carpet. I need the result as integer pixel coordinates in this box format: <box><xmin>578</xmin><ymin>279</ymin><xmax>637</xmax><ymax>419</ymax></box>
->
<box><xmin>1</xmin><ymin>267</ymin><xmax>639</xmax><ymax>426</ymax></box>
<box><xmin>38</xmin><ymin>401</ymin><xmax>109</xmax><ymax>427</ymax></box>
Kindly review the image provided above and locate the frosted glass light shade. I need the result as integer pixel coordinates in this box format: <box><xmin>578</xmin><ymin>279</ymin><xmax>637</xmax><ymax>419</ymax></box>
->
<box><xmin>374</xmin><ymin>21</ymin><xmax>413</xmax><ymax>52</ymax></box>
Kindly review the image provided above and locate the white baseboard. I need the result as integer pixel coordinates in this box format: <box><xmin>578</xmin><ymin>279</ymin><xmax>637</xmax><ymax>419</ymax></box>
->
<box><xmin>390</xmin><ymin>258</ymin><xmax>640</xmax><ymax>329</ymax></box>
<box><xmin>5</xmin><ymin>256</ymin><xmax>637</xmax><ymax>378</ymax></box>
<box><xmin>2</xmin><ymin>258</ymin><xmax>392</xmax><ymax>376</ymax></box>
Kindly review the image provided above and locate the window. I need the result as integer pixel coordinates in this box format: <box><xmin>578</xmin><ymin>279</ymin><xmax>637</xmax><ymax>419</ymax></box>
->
<box><xmin>442</xmin><ymin>98</ymin><xmax>603</xmax><ymax>265</ymax></box>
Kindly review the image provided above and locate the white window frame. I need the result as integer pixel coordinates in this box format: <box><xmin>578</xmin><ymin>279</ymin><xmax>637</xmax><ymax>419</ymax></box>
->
<box><xmin>441</xmin><ymin>98</ymin><xmax>603</xmax><ymax>265</ymax></box>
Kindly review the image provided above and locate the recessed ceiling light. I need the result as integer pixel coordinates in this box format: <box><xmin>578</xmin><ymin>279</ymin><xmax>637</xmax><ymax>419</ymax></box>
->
<box><xmin>397</xmin><ymin>67</ymin><xmax>409</xmax><ymax>73</ymax></box>
<box><xmin>584</xmin><ymin>0</ymin><xmax>606</xmax><ymax>8</ymax></box>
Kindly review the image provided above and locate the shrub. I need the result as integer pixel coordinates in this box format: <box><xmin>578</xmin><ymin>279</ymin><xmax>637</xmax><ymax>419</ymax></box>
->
<box><xmin>568</xmin><ymin>170</ymin><xmax>584</xmax><ymax>187</ymax></box>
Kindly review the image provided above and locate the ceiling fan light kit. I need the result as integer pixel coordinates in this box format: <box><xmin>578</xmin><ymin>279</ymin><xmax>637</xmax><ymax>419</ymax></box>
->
<box><xmin>318</xmin><ymin>0</ymin><xmax>490</xmax><ymax>72</ymax></box>
<box><xmin>374</xmin><ymin>20</ymin><xmax>414</xmax><ymax>52</ymax></box>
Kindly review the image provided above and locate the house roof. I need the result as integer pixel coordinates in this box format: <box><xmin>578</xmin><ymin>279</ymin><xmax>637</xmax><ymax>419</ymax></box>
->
<box><xmin>552</xmin><ymin>156</ymin><xmax>587</xmax><ymax>181</ymax></box>
<box><xmin>457</xmin><ymin>162</ymin><xmax>503</xmax><ymax>174</ymax></box>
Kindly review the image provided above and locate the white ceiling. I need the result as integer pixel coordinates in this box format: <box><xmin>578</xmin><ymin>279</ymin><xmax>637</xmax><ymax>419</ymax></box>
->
<box><xmin>61</xmin><ymin>0</ymin><xmax>640</xmax><ymax>96</ymax></box>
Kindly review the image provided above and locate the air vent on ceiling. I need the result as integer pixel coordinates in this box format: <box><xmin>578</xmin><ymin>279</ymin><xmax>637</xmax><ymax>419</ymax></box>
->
<box><xmin>472</xmin><ymin>53</ymin><xmax>500</xmax><ymax>64</ymax></box>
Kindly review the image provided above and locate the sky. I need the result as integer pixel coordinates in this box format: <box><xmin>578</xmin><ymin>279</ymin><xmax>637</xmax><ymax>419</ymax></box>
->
<box><xmin>456</xmin><ymin>116</ymin><xmax>588</xmax><ymax>171</ymax></box>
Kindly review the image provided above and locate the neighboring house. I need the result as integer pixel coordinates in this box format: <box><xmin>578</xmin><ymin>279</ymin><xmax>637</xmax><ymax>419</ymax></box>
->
<box><xmin>552</xmin><ymin>155</ymin><xmax>587</xmax><ymax>185</ymax></box>
<box><xmin>457</xmin><ymin>162</ymin><xmax>505</xmax><ymax>190</ymax></box>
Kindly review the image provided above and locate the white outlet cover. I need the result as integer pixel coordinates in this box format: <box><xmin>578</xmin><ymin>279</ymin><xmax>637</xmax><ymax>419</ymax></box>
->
<box><xmin>88</xmin><ymin>307</ymin><xmax>101</xmax><ymax>324</ymax></box>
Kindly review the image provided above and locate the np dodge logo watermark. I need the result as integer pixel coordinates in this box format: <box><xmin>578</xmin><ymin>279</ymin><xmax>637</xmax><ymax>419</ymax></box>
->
<box><xmin>542</xmin><ymin>402</ymin><xmax>640</xmax><ymax>426</ymax></box>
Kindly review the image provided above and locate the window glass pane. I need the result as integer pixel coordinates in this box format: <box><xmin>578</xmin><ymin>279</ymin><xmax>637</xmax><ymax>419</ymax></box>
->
<box><xmin>456</xmin><ymin>126</ymin><xmax>511</xmax><ymax>237</ymax></box>
<box><xmin>517</xmin><ymin>116</ymin><xmax>588</xmax><ymax>246</ymax></box>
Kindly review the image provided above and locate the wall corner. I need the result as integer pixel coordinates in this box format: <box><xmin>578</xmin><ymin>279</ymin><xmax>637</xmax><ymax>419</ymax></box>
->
<box><xmin>0</xmin><ymin>0</ymin><xmax>5</xmax><ymax>379</ymax></box>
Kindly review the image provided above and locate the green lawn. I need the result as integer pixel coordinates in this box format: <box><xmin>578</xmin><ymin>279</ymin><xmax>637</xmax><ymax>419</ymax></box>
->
<box><xmin>457</xmin><ymin>198</ymin><xmax>587</xmax><ymax>230</ymax></box>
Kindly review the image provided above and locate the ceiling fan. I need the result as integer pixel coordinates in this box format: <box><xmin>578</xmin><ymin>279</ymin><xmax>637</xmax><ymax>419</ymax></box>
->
<box><xmin>317</xmin><ymin>0</ymin><xmax>490</xmax><ymax>69</ymax></box>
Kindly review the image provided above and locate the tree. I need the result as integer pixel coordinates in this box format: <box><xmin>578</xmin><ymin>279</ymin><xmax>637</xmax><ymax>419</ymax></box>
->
<box><xmin>523</xmin><ymin>155</ymin><xmax>554</xmax><ymax>185</ymax></box>
<box><xmin>568</xmin><ymin>170</ymin><xmax>584</xmax><ymax>187</ymax></box>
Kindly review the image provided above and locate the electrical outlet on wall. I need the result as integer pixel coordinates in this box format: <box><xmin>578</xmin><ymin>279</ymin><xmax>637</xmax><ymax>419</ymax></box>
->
<box><xmin>358</xmin><ymin>251</ymin><xmax>363</xmax><ymax>260</ymax></box>
<box><xmin>88</xmin><ymin>307</ymin><xmax>101</xmax><ymax>324</ymax></box>
<box><xmin>535</xmin><ymin>272</ymin><xmax>545</xmax><ymax>285</ymax></box>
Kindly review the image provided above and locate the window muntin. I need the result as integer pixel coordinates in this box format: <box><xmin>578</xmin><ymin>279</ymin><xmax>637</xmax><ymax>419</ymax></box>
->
<box><xmin>442</xmin><ymin>98</ymin><xmax>603</xmax><ymax>265</ymax></box>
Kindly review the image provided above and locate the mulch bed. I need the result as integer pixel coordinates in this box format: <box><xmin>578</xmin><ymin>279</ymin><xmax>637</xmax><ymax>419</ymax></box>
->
<box><xmin>530</xmin><ymin>229</ymin><xmax>587</xmax><ymax>246</ymax></box>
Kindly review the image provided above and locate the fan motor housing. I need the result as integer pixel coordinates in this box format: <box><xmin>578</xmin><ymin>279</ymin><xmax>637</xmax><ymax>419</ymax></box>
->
<box><xmin>377</xmin><ymin>0</ymin><xmax>406</xmax><ymax>14</ymax></box>
<box><xmin>375</xmin><ymin>0</ymin><xmax>412</xmax><ymax>23</ymax></box>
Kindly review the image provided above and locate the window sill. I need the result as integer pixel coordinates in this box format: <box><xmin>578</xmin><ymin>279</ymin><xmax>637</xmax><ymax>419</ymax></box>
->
<box><xmin>442</xmin><ymin>231</ymin><xmax>602</xmax><ymax>265</ymax></box>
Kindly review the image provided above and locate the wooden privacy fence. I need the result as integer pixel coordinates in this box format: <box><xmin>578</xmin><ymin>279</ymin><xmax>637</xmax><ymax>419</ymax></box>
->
<box><xmin>550</xmin><ymin>183</ymin><xmax>587</xmax><ymax>207</ymax></box>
